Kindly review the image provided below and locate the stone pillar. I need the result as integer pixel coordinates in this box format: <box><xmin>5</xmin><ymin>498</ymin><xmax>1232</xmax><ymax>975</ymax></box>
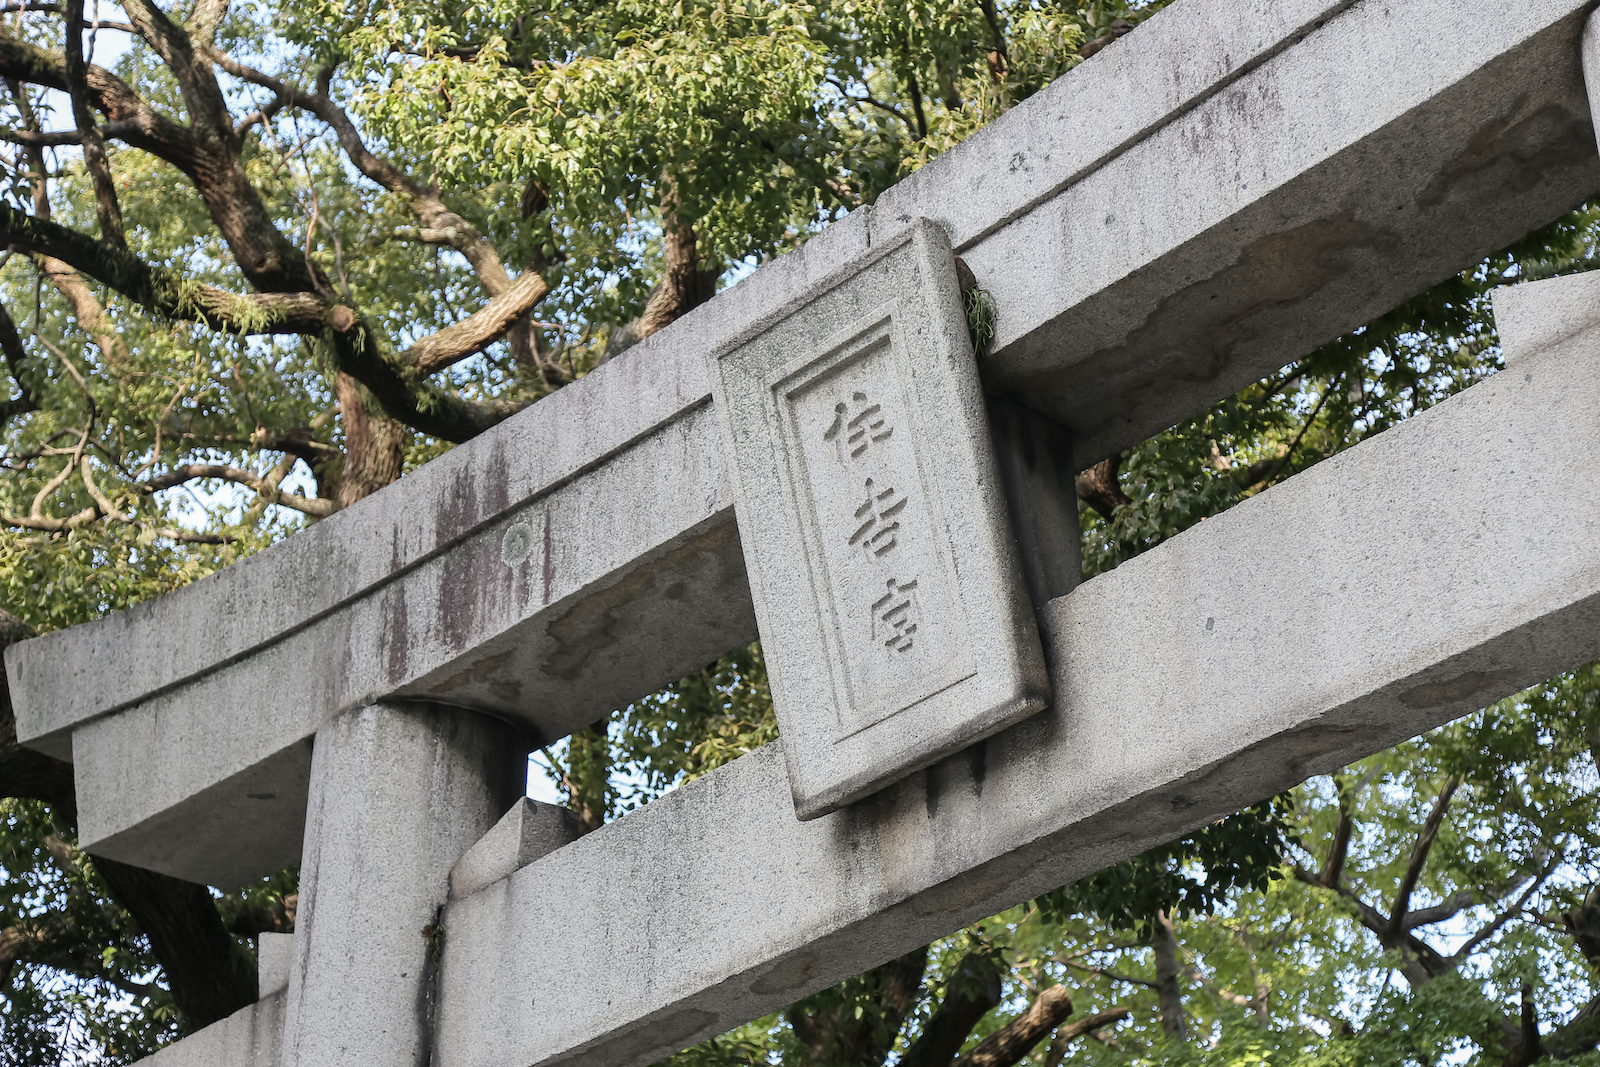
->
<box><xmin>281</xmin><ymin>702</ymin><xmax>525</xmax><ymax>1067</ymax></box>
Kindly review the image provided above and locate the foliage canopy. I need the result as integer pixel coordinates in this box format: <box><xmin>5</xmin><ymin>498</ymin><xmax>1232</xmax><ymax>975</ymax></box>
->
<box><xmin>2</xmin><ymin>0</ymin><xmax>1600</xmax><ymax>1064</ymax></box>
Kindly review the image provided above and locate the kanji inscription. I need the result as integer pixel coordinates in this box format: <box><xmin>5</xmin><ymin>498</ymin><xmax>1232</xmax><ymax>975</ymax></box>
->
<box><xmin>824</xmin><ymin>392</ymin><xmax>893</xmax><ymax>461</ymax></box>
<box><xmin>778</xmin><ymin>321</ymin><xmax>972</xmax><ymax>739</ymax></box>
<box><xmin>707</xmin><ymin>219</ymin><xmax>1048</xmax><ymax>819</ymax></box>
<box><xmin>849</xmin><ymin>477</ymin><xmax>907</xmax><ymax>561</ymax></box>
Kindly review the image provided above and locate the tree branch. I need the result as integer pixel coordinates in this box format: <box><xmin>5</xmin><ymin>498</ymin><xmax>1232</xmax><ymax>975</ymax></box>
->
<box><xmin>1076</xmin><ymin>453</ymin><xmax>1131</xmax><ymax>520</ymax></box>
<box><xmin>898</xmin><ymin>952</ymin><xmax>1003</xmax><ymax>1067</ymax></box>
<box><xmin>0</xmin><ymin>34</ymin><xmax>200</xmax><ymax>169</ymax></box>
<box><xmin>140</xmin><ymin>463</ymin><xmax>333</xmax><ymax>517</ymax></box>
<box><xmin>954</xmin><ymin>985</ymin><xmax>1074</xmax><ymax>1067</ymax></box>
<box><xmin>212</xmin><ymin>51</ymin><xmax>523</xmax><ymax>297</ymax></box>
<box><xmin>1401</xmin><ymin>889</ymin><xmax>1477</xmax><ymax>932</ymax></box>
<box><xmin>402</xmin><ymin>269</ymin><xmax>549</xmax><ymax>375</ymax></box>
<box><xmin>1452</xmin><ymin>860</ymin><xmax>1557</xmax><ymax>963</ymax></box>
<box><xmin>1042</xmin><ymin>1008</ymin><xmax>1131</xmax><ymax>1067</ymax></box>
<box><xmin>1384</xmin><ymin>774</ymin><xmax>1463</xmax><ymax>944</ymax></box>
<box><xmin>2</xmin><ymin>205</ymin><xmax>332</xmax><ymax>332</ymax></box>
<box><xmin>975</xmin><ymin>0</ymin><xmax>1008</xmax><ymax>80</ymax></box>
<box><xmin>1057</xmin><ymin>958</ymin><xmax>1157</xmax><ymax>989</ymax></box>
<box><xmin>0</xmin><ymin>118</ymin><xmax>138</xmax><ymax>146</ymax></box>
<box><xmin>826</xmin><ymin>76</ymin><xmax>918</xmax><ymax>138</ymax></box>
<box><xmin>1542</xmin><ymin>992</ymin><xmax>1600</xmax><ymax>1060</ymax></box>
<box><xmin>1319</xmin><ymin>777</ymin><xmax>1355</xmax><ymax>888</ymax></box>
<box><xmin>186</xmin><ymin>0</ymin><xmax>230</xmax><ymax>49</ymax></box>
<box><xmin>63</xmin><ymin>0</ymin><xmax>125</xmax><ymax>245</ymax></box>
<box><xmin>1292</xmin><ymin>865</ymin><xmax>1452</xmax><ymax>986</ymax></box>
<box><xmin>0</xmin><ymin>4</ymin><xmax>137</xmax><ymax>30</ymax></box>
<box><xmin>1151</xmin><ymin>909</ymin><xmax>1185</xmax><ymax>1040</ymax></box>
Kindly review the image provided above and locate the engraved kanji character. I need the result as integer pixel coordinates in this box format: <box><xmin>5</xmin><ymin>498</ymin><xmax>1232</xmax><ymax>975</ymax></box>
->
<box><xmin>848</xmin><ymin>478</ymin><xmax>908</xmax><ymax>558</ymax></box>
<box><xmin>823</xmin><ymin>391</ymin><xmax>893</xmax><ymax>463</ymax></box>
<box><xmin>871</xmin><ymin>577</ymin><xmax>919</xmax><ymax>653</ymax></box>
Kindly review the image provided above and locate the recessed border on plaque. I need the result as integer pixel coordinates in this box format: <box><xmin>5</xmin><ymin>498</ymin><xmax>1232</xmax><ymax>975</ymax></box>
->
<box><xmin>768</xmin><ymin>310</ymin><xmax>977</xmax><ymax>740</ymax></box>
<box><xmin>706</xmin><ymin>218</ymin><xmax>1050</xmax><ymax>820</ymax></box>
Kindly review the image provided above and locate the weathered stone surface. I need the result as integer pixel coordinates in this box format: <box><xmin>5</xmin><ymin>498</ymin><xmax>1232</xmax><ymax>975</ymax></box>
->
<box><xmin>258</xmin><ymin>932</ymin><xmax>293</xmax><ymax>999</ymax></box>
<box><xmin>140</xmin><ymin>991</ymin><xmax>284</xmax><ymax>1067</ymax></box>
<box><xmin>282</xmin><ymin>703</ymin><xmax>523</xmax><ymax>1067</ymax></box>
<box><xmin>709</xmin><ymin>221</ymin><xmax>1047</xmax><ymax>818</ymax></box>
<box><xmin>1493</xmin><ymin>270</ymin><xmax>1600</xmax><ymax>366</ymax></box>
<box><xmin>987</xmin><ymin>399</ymin><xmax>1082</xmax><ymax>614</ymax></box>
<box><xmin>432</xmin><ymin>272</ymin><xmax>1600</xmax><ymax>1067</ymax></box>
<box><xmin>947</xmin><ymin>0</ymin><xmax>1600</xmax><ymax>464</ymax></box>
<box><xmin>67</xmin><ymin>408</ymin><xmax>743</xmax><ymax>884</ymax></box>
<box><xmin>449</xmin><ymin>797</ymin><xmax>579</xmax><ymax>900</ymax></box>
<box><xmin>11</xmin><ymin>0</ymin><xmax>1597</xmax><ymax>886</ymax></box>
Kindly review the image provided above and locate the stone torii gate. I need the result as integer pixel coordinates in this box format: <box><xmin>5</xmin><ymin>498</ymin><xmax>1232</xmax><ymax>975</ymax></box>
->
<box><xmin>10</xmin><ymin>0</ymin><xmax>1600</xmax><ymax>1064</ymax></box>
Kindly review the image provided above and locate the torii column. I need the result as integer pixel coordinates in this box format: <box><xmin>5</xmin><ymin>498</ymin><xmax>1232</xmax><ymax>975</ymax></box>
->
<box><xmin>279</xmin><ymin>704</ymin><xmax>524</xmax><ymax>1067</ymax></box>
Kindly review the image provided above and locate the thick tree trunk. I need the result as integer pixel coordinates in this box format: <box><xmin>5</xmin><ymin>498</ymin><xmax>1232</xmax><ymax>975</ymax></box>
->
<box><xmin>94</xmin><ymin>857</ymin><xmax>260</xmax><ymax>1019</ymax></box>
<box><xmin>602</xmin><ymin>178</ymin><xmax>719</xmax><ymax>360</ymax></box>
<box><xmin>566</xmin><ymin>720</ymin><xmax>612</xmax><ymax>838</ymax></box>
<box><xmin>955</xmin><ymin>984</ymin><xmax>1072</xmax><ymax>1067</ymax></box>
<box><xmin>633</xmin><ymin>219</ymin><xmax>717</xmax><ymax>341</ymax></box>
<box><xmin>335</xmin><ymin>372</ymin><xmax>407</xmax><ymax>507</ymax></box>
<box><xmin>898</xmin><ymin>951</ymin><xmax>1002</xmax><ymax>1067</ymax></box>
<box><xmin>1075</xmin><ymin>454</ymin><xmax>1131</xmax><ymax>520</ymax></box>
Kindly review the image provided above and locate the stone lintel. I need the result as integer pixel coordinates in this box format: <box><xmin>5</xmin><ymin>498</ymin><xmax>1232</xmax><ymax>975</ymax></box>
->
<box><xmin>431</xmin><ymin>273</ymin><xmax>1600</xmax><ymax>1067</ymax></box>
<box><xmin>10</xmin><ymin>0</ymin><xmax>1596</xmax><ymax>884</ymax></box>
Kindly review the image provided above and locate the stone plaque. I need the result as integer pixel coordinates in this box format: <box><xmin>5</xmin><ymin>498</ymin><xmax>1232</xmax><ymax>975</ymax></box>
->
<box><xmin>708</xmin><ymin>219</ymin><xmax>1049</xmax><ymax>819</ymax></box>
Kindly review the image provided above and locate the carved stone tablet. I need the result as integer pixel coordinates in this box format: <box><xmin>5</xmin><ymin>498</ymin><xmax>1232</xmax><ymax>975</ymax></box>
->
<box><xmin>708</xmin><ymin>219</ymin><xmax>1049</xmax><ymax>819</ymax></box>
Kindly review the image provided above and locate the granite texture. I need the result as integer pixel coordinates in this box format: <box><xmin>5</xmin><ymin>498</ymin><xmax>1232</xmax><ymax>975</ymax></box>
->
<box><xmin>449</xmin><ymin>797</ymin><xmax>579</xmax><ymax>900</ymax></box>
<box><xmin>139</xmin><ymin>992</ymin><xmax>284</xmax><ymax>1067</ymax></box>
<box><xmin>280</xmin><ymin>703</ymin><xmax>523</xmax><ymax>1067</ymax></box>
<box><xmin>432</xmin><ymin>272</ymin><xmax>1600</xmax><ymax>1067</ymax></box>
<box><xmin>708</xmin><ymin>220</ymin><xmax>1047</xmax><ymax>818</ymax></box>
<box><xmin>258</xmin><ymin>932</ymin><xmax>293</xmax><ymax>999</ymax></box>
<box><xmin>12</xmin><ymin>0</ymin><xmax>1598</xmax><ymax>887</ymax></box>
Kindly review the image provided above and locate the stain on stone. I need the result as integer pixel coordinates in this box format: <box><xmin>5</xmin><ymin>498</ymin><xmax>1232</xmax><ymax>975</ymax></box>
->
<box><xmin>567</xmin><ymin>1009</ymin><xmax>719</xmax><ymax>1067</ymax></box>
<box><xmin>432</xmin><ymin>650</ymin><xmax>515</xmax><ymax>694</ymax></box>
<box><xmin>1008</xmin><ymin>211</ymin><xmax>1404</xmax><ymax>433</ymax></box>
<box><xmin>438</xmin><ymin>463</ymin><xmax>480</xmax><ymax>548</ymax></box>
<box><xmin>662</xmin><ymin>582</ymin><xmax>689</xmax><ymax>601</ymax></box>
<box><xmin>1400</xmin><ymin>669</ymin><xmax>1522</xmax><ymax>711</ymax></box>
<box><xmin>966</xmin><ymin>739</ymin><xmax>988</xmax><ymax>798</ymax></box>
<box><xmin>540</xmin><ymin>522</ymin><xmax>746</xmax><ymax>683</ymax></box>
<box><xmin>435</xmin><ymin>549</ymin><xmax>491</xmax><ymax>657</ymax></box>
<box><xmin>1417</xmin><ymin>99</ymin><xmax>1593</xmax><ymax>212</ymax></box>
<box><xmin>489</xmin><ymin>679</ymin><xmax>524</xmax><ymax>705</ymax></box>
<box><xmin>381</xmin><ymin>585</ymin><xmax>410</xmax><ymax>686</ymax></box>
<box><xmin>750</xmin><ymin>952</ymin><xmax>819</xmax><ymax>995</ymax></box>
<box><xmin>911</xmin><ymin>853</ymin><xmax>1043</xmax><ymax>922</ymax></box>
